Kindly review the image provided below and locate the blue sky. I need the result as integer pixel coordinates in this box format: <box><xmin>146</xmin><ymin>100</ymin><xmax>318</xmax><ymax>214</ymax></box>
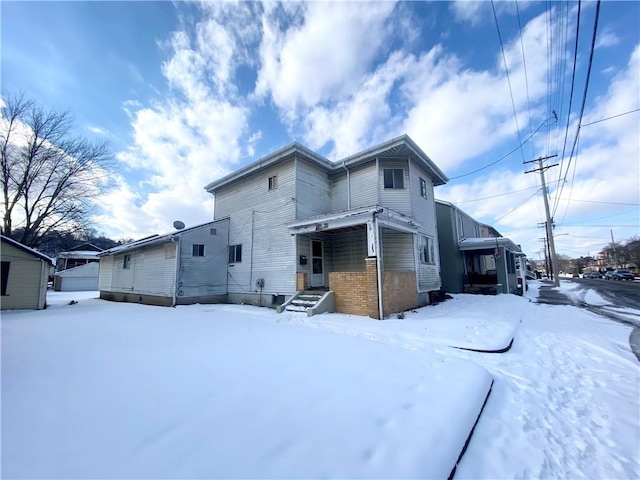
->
<box><xmin>2</xmin><ymin>1</ymin><xmax>639</xmax><ymax>261</ymax></box>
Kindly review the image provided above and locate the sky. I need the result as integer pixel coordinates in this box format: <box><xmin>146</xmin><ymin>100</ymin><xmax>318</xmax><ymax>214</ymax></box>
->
<box><xmin>2</xmin><ymin>0</ymin><xmax>639</xmax><ymax>261</ymax></box>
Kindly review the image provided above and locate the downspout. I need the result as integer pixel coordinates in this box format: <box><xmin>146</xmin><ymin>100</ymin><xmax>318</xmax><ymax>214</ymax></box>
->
<box><xmin>373</xmin><ymin>209</ymin><xmax>384</xmax><ymax>320</ymax></box>
<box><xmin>503</xmin><ymin>247</ymin><xmax>510</xmax><ymax>294</ymax></box>
<box><xmin>250</xmin><ymin>209</ymin><xmax>255</xmax><ymax>290</ymax></box>
<box><xmin>172</xmin><ymin>236</ymin><xmax>181</xmax><ymax>306</ymax></box>
<box><xmin>342</xmin><ymin>161</ymin><xmax>351</xmax><ymax>210</ymax></box>
<box><xmin>40</xmin><ymin>259</ymin><xmax>46</xmax><ymax>309</ymax></box>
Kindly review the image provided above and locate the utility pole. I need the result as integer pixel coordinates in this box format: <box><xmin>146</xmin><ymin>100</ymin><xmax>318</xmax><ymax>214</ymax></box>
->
<box><xmin>610</xmin><ymin>229</ymin><xmax>617</xmax><ymax>267</ymax></box>
<box><xmin>526</xmin><ymin>155</ymin><xmax>560</xmax><ymax>286</ymax></box>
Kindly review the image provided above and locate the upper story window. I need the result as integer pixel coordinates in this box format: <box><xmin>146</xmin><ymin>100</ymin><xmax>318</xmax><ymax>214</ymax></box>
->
<box><xmin>268</xmin><ymin>175</ymin><xmax>278</xmax><ymax>190</ymax></box>
<box><xmin>420</xmin><ymin>178</ymin><xmax>427</xmax><ymax>198</ymax></box>
<box><xmin>228</xmin><ymin>244</ymin><xmax>242</xmax><ymax>263</ymax></box>
<box><xmin>192</xmin><ymin>244</ymin><xmax>205</xmax><ymax>257</ymax></box>
<box><xmin>383</xmin><ymin>169</ymin><xmax>404</xmax><ymax>189</ymax></box>
<box><xmin>123</xmin><ymin>254</ymin><xmax>131</xmax><ymax>269</ymax></box>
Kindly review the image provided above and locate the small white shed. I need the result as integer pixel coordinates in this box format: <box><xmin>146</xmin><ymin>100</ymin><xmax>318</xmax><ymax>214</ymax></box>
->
<box><xmin>54</xmin><ymin>262</ymin><xmax>99</xmax><ymax>291</ymax></box>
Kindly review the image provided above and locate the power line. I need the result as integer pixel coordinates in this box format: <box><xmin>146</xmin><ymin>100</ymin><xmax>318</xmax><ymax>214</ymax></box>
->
<box><xmin>493</xmin><ymin>188</ymin><xmax>541</xmax><ymax>223</ymax></box>
<box><xmin>553</xmin><ymin>0</ymin><xmax>601</xmax><ymax>218</ymax></box>
<box><xmin>455</xmin><ymin>179</ymin><xmax>564</xmax><ymax>203</ymax></box>
<box><xmin>569</xmin><ymin>199</ymin><xmax>640</xmax><ymax>206</ymax></box>
<box><xmin>448</xmin><ymin>118</ymin><xmax>554</xmax><ymax>180</ymax></box>
<box><xmin>490</xmin><ymin>0</ymin><xmax>525</xmax><ymax>164</ymax></box>
<box><xmin>515</xmin><ymin>0</ymin><xmax>534</xmax><ymax>158</ymax></box>
<box><xmin>581</xmin><ymin>108</ymin><xmax>640</xmax><ymax>127</ymax></box>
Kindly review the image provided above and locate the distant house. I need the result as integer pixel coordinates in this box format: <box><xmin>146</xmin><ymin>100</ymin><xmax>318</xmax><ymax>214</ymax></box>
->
<box><xmin>435</xmin><ymin>200</ymin><xmax>525</xmax><ymax>295</ymax></box>
<box><xmin>204</xmin><ymin>135</ymin><xmax>449</xmax><ymax>318</ymax></box>
<box><xmin>97</xmin><ymin>220</ymin><xmax>230</xmax><ymax>306</ymax></box>
<box><xmin>1</xmin><ymin>235</ymin><xmax>54</xmax><ymax>310</ymax></box>
<box><xmin>53</xmin><ymin>262</ymin><xmax>99</xmax><ymax>292</ymax></box>
<box><xmin>55</xmin><ymin>243</ymin><xmax>102</xmax><ymax>271</ymax></box>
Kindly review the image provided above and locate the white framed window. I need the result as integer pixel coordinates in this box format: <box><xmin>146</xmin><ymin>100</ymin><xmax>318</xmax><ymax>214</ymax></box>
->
<box><xmin>420</xmin><ymin>178</ymin><xmax>427</xmax><ymax>198</ymax></box>
<box><xmin>123</xmin><ymin>254</ymin><xmax>131</xmax><ymax>269</ymax></box>
<box><xmin>268</xmin><ymin>175</ymin><xmax>278</xmax><ymax>190</ymax></box>
<box><xmin>192</xmin><ymin>244</ymin><xmax>205</xmax><ymax>257</ymax></box>
<box><xmin>383</xmin><ymin>168</ymin><xmax>404</xmax><ymax>189</ymax></box>
<box><xmin>228</xmin><ymin>244</ymin><xmax>242</xmax><ymax>263</ymax></box>
<box><xmin>418</xmin><ymin>235</ymin><xmax>435</xmax><ymax>264</ymax></box>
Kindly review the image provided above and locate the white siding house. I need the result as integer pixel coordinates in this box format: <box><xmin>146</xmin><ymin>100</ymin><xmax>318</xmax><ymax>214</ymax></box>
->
<box><xmin>54</xmin><ymin>262</ymin><xmax>99</xmax><ymax>291</ymax></box>
<box><xmin>1</xmin><ymin>235</ymin><xmax>53</xmax><ymax>310</ymax></box>
<box><xmin>98</xmin><ymin>220</ymin><xmax>230</xmax><ymax>306</ymax></box>
<box><xmin>205</xmin><ymin>135</ymin><xmax>449</xmax><ymax>318</ymax></box>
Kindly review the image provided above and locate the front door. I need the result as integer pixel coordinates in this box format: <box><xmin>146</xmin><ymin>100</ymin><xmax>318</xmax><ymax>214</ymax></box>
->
<box><xmin>310</xmin><ymin>239</ymin><xmax>325</xmax><ymax>287</ymax></box>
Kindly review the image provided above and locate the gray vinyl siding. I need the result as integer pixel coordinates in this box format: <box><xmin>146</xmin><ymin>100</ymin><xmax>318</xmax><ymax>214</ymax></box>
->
<box><xmin>409</xmin><ymin>161</ymin><xmax>441</xmax><ymax>292</ymax></box>
<box><xmin>214</xmin><ymin>160</ymin><xmax>297</xmax><ymax>296</ymax></box>
<box><xmin>331</xmin><ymin>171</ymin><xmax>348</xmax><ymax>212</ymax></box>
<box><xmin>379</xmin><ymin>159</ymin><xmax>412</xmax><ymax>216</ymax></box>
<box><xmin>296</xmin><ymin>159</ymin><xmax>332</xmax><ymax>218</ymax></box>
<box><xmin>381</xmin><ymin>228</ymin><xmax>414</xmax><ymax>271</ymax></box>
<box><xmin>0</xmin><ymin>243</ymin><xmax>47</xmax><ymax>309</ymax></box>
<box><xmin>177</xmin><ymin>219</ymin><xmax>230</xmax><ymax>299</ymax></box>
<box><xmin>436</xmin><ymin>202</ymin><xmax>465</xmax><ymax>293</ymax></box>
<box><xmin>349</xmin><ymin>162</ymin><xmax>378</xmax><ymax>209</ymax></box>
<box><xmin>331</xmin><ymin>229</ymin><xmax>367</xmax><ymax>272</ymax></box>
<box><xmin>98</xmin><ymin>256</ymin><xmax>114</xmax><ymax>291</ymax></box>
<box><xmin>109</xmin><ymin>242</ymin><xmax>176</xmax><ymax>297</ymax></box>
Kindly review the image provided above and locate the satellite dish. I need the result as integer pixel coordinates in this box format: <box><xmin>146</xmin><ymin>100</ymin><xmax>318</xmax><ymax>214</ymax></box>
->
<box><xmin>255</xmin><ymin>278</ymin><xmax>265</xmax><ymax>289</ymax></box>
<box><xmin>173</xmin><ymin>220</ymin><xmax>185</xmax><ymax>230</ymax></box>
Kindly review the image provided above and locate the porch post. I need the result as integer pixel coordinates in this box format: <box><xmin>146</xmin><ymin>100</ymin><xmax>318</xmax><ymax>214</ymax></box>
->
<box><xmin>367</xmin><ymin>218</ymin><xmax>384</xmax><ymax>320</ymax></box>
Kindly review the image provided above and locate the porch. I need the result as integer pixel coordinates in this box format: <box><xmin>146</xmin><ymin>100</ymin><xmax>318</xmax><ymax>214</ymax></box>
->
<box><xmin>287</xmin><ymin>206</ymin><xmax>428</xmax><ymax>319</ymax></box>
<box><xmin>459</xmin><ymin>238</ymin><xmax>520</xmax><ymax>295</ymax></box>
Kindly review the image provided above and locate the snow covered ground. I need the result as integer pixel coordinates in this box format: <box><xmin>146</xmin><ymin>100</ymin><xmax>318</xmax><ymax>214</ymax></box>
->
<box><xmin>2</xmin><ymin>283</ymin><xmax>639</xmax><ymax>479</ymax></box>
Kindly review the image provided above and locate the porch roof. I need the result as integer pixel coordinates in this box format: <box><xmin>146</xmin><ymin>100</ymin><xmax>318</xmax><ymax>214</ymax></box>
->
<box><xmin>287</xmin><ymin>205</ymin><xmax>421</xmax><ymax>235</ymax></box>
<box><xmin>459</xmin><ymin>237</ymin><xmax>520</xmax><ymax>252</ymax></box>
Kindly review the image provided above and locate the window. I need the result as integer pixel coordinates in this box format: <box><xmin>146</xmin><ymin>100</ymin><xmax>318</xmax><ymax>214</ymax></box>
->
<box><xmin>418</xmin><ymin>236</ymin><xmax>435</xmax><ymax>264</ymax></box>
<box><xmin>228</xmin><ymin>244</ymin><xmax>242</xmax><ymax>263</ymax></box>
<box><xmin>192</xmin><ymin>244</ymin><xmax>205</xmax><ymax>257</ymax></box>
<box><xmin>1</xmin><ymin>261</ymin><xmax>10</xmax><ymax>295</ymax></box>
<box><xmin>420</xmin><ymin>178</ymin><xmax>427</xmax><ymax>198</ymax></box>
<box><xmin>210</xmin><ymin>228</ymin><xmax>217</xmax><ymax>236</ymax></box>
<box><xmin>383</xmin><ymin>168</ymin><xmax>404</xmax><ymax>189</ymax></box>
<box><xmin>457</xmin><ymin>215</ymin><xmax>464</xmax><ymax>239</ymax></box>
<box><xmin>268</xmin><ymin>175</ymin><xmax>278</xmax><ymax>190</ymax></box>
<box><xmin>123</xmin><ymin>254</ymin><xmax>131</xmax><ymax>269</ymax></box>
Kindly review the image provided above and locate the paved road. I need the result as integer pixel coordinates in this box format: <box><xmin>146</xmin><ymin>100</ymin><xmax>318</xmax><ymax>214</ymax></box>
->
<box><xmin>537</xmin><ymin>279</ymin><xmax>640</xmax><ymax>361</ymax></box>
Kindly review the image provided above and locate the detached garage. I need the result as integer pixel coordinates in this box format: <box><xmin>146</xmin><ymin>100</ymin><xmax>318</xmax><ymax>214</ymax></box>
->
<box><xmin>1</xmin><ymin>235</ymin><xmax>54</xmax><ymax>310</ymax></box>
<box><xmin>54</xmin><ymin>262</ymin><xmax>99</xmax><ymax>291</ymax></box>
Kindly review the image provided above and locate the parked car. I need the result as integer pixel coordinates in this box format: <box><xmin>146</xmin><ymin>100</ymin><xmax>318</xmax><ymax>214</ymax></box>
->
<box><xmin>572</xmin><ymin>272</ymin><xmax>579</xmax><ymax>278</ymax></box>
<box><xmin>610</xmin><ymin>269</ymin><xmax>634</xmax><ymax>281</ymax></box>
<box><xmin>590</xmin><ymin>272</ymin><xmax>603</xmax><ymax>279</ymax></box>
<box><xmin>604</xmin><ymin>270</ymin><xmax>615</xmax><ymax>280</ymax></box>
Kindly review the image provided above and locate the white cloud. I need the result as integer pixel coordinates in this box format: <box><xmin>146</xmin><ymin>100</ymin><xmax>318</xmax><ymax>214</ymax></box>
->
<box><xmin>595</xmin><ymin>31</ymin><xmax>620</xmax><ymax>49</ymax></box>
<box><xmin>87</xmin><ymin>125</ymin><xmax>111</xmax><ymax>136</ymax></box>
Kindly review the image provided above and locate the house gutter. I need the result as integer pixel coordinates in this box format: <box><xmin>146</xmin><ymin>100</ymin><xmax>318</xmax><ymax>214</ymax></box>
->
<box><xmin>172</xmin><ymin>235</ymin><xmax>181</xmax><ymax>306</ymax></box>
<box><xmin>40</xmin><ymin>259</ymin><xmax>47</xmax><ymax>309</ymax></box>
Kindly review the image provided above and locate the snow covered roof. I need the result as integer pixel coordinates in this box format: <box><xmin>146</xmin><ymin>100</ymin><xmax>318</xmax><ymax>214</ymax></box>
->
<box><xmin>1</xmin><ymin>235</ymin><xmax>54</xmax><ymax>265</ymax></box>
<box><xmin>57</xmin><ymin>251</ymin><xmax>101</xmax><ymax>259</ymax></box>
<box><xmin>205</xmin><ymin>134</ymin><xmax>448</xmax><ymax>193</ymax></box>
<box><xmin>458</xmin><ymin>237</ymin><xmax>520</xmax><ymax>252</ymax></box>
<box><xmin>54</xmin><ymin>262</ymin><xmax>99</xmax><ymax>278</ymax></box>
<box><xmin>99</xmin><ymin>220</ymin><xmax>221</xmax><ymax>256</ymax></box>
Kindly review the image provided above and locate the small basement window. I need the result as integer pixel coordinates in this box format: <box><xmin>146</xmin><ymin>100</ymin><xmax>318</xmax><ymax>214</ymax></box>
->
<box><xmin>192</xmin><ymin>244</ymin><xmax>205</xmax><ymax>257</ymax></box>
<box><xmin>228</xmin><ymin>244</ymin><xmax>242</xmax><ymax>263</ymax></box>
<box><xmin>383</xmin><ymin>168</ymin><xmax>404</xmax><ymax>189</ymax></box>
<box><xmin>123</xmin><ymin>254</ymin><xmax>131</xmax><ymax>269</ymax></box>
<box><xmin>268</xmin><ymin>175</ymin><xmax>278</xmax><ymax>190</ymax></box>
<box><xmin>1</xmin><ymin>261</ymin><xmax>10</xmax><ymax>295</ymax></box>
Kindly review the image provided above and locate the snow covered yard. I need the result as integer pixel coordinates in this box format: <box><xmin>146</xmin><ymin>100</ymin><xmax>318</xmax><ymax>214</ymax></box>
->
<box><xmin>2</xmin><ymin>293</ymin><xmax>491</xmax><ymax>479</ymax></box>
<box><xmin>2</xmin><ymin>284</ymin><xmax>639</xmax><ymax>479</ymax></box>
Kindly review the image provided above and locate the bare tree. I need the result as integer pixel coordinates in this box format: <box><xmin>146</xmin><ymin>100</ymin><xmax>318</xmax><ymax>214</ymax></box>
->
<box><xmin>1</xmin><ymin>93</ymin><xmax>114</xmax><ymax>247</ymax></box>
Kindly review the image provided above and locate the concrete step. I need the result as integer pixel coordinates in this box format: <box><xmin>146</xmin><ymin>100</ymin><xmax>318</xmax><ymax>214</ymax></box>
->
<box><xmin>285</xmin><ymin>305</ymin><xmax>308</xmax><ymax>312</ymax></box>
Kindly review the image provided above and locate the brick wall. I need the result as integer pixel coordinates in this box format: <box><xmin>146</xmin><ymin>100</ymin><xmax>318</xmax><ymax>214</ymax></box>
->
<box><xmin>296</xmin><ymin>272</ymin><xmax>307</xmax><ymax>291</ymax></box>
<box><xmin>329</xmin><ymin>257</ymin><xmax>379</xmax><ymax>319</ymax></box>
<box><xmin>382</xmin><ymin>271</ymin><xmax>418</xmax><ymax>316</ymax></box>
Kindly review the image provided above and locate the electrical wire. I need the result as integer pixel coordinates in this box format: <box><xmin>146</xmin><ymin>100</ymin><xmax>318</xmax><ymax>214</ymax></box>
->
<box><xmin>515</xmin><ymin>0</ymin><xmax>535</xmax><ymax>159</ymax></box>
<box><xmin>448</xmin><ymin>118</ymin><xmax>555</xmax><ymax>180</ymax></box>
<box><xmin>581</xmin><ymin>108</ymin><xmax>640</xmax><ymax>127</ymax></box>
<box><xmin>553</xmin><ymin>0</ymin><xmax>602</xmax><ymax>218</ymax></box>
<box><xmin>493</xmin><ymin>188</ymin><xmax>542</xmax><ymax>223</ymax></box>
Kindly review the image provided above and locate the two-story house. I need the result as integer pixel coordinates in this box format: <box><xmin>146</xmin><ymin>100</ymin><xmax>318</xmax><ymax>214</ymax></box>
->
<box><xmin>435</xmin><ymin>200</ymin><xmax>524</xmax><ymax>295</ymax></box>
<box><xmin>204</xmin><ymin>135</ymin><xmax>448</xmax><ymax>319</ymax></box>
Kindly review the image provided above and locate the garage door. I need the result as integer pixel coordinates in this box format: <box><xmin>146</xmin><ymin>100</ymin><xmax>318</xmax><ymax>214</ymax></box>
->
<box><xmin>61</xmin><ymin>277</ymin><xmax>98</xmax><ymax>291</ymax></box>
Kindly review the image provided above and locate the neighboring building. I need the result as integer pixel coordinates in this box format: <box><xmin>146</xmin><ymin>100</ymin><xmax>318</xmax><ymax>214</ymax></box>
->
<box><xmin>53</xmin><ymin>262</ymin><xmax>99</xmax><ymax>291</ymax></box>
<box><xmin>204</xmin><ymin>134</ymin><xmax>448</xmax><ymax>319</ymax></box>
<box><xmin>55</xmin><ymin>243</ymin><xmax>102</xmax><ymax>271</ymax></box>
<box><xmin>97</xmin><ymin>220</ymin><xmax>230</xmax><ymax>306</ymax></box>
<box><xmin>435</xmin><ymin>200</ymin><xmax>523</xmax><ymax>295</ymax></box>
<box><xmin>1</xmin><ymin>235</ymin><xmax>54</xmax><ymax>310</ymax></box>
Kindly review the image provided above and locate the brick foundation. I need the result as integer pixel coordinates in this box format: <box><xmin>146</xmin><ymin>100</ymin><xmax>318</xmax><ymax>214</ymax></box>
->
<box><xmin>329</xmin><ymin>257</ymin><xmax>380</xmax><ymax>319</ymax></box>
<box><xmin>382</xmin><ymin>271</ymin><xmax>418</xmax><ymax>316</ymax></box>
